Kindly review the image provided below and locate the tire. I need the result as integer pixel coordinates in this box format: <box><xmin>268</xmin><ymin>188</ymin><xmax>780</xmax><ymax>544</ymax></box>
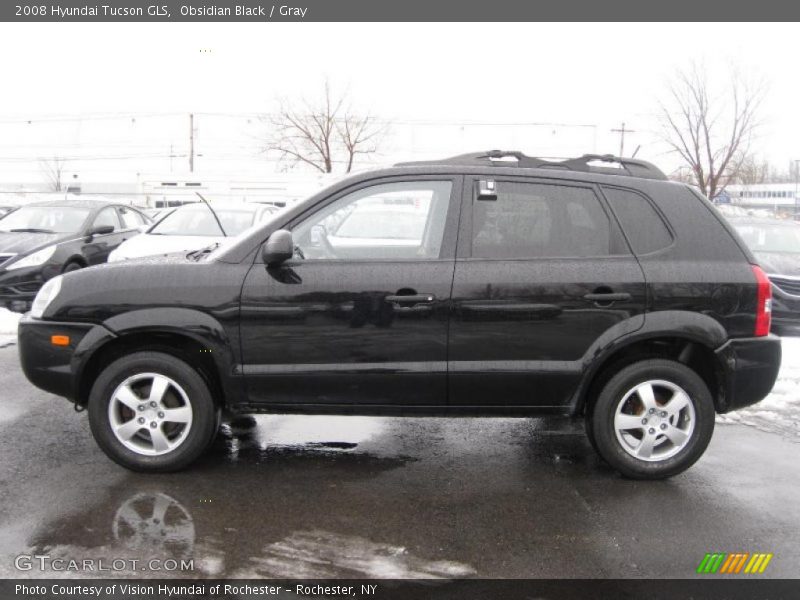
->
<box><xmin>88</xmin><ymin>351</ymin><xmax>219</xmax><ymax>472</ymax></box>
<box><xmin>589</xmin><ymin>359</ymin><xmax>715</xmax><ymax>480</ymax></box>
<box><xmin>62</xmin><ymin>261</ymin><xmax>83</xmax><ymax>273</ymax></box>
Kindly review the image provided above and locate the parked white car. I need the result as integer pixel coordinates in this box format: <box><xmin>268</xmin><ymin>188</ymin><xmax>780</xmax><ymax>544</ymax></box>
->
<box><xmin>108</xmin><ymin>203</ymin><xmax>279</xmax><ymax>262</ymax></box>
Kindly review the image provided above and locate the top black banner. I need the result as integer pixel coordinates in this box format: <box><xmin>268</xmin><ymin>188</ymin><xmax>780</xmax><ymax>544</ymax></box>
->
<box><xmin>4</xmin><ymin>0</ymin><xmax>800</xmax><ymax>22</ymax></box>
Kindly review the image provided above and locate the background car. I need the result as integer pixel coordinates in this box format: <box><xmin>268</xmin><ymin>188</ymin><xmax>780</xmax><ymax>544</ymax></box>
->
<box><xmin>108</xmin><ymin>203</ymin><xmax>280</xmax><ymax>262</ymax></box>
<box><xmin>729</xmin><ymin>216</ymin><xmax>800</xmax><ymax>336</ymax></box>
<box><xmin>0</xmin><ymin>204</ymin><xmax>19</xmax><ymax>218</ymax></box>
<box><xmin>0</xmin><ymin>200</ymin><xmax>151</xmax><ymax>312</ymax></box>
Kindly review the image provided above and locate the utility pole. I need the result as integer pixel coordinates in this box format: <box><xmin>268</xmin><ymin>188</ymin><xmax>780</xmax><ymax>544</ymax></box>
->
<box><xmin>189</xmin><ymin>113</ymin><xmax>195</xmax><ymax>173</ymax></box>
<box><xmin>611</xmin><ymin>122</ymin><xmax>635</xmax><ymax>157</ymax></box>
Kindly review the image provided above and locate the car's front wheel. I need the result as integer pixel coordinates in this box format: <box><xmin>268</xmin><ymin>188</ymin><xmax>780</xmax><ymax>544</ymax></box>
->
<box><xmin>88</xmin><ymin>352</ymin><xmax>219</xmax><ymax>472</ymax></box>
<box><xmin>589</xmin><ymin>359</ymin><xmax>715</xmax><ymax>480</ymax></box>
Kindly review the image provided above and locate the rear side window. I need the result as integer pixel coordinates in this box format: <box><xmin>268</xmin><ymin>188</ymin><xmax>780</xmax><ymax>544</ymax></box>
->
<box><xmin>603</xmin><ymin>187</ymin><xmax>673</xmax><ymax>255</ymax></box>
<box><xmin>472</xmin><ymin>182</ymin><xmax>613</xmax><ymax>259</ymax></box>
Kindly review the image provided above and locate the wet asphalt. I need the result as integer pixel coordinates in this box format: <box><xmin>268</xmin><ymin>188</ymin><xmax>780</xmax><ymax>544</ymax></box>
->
<box><xmin>0</xmin><ymin>344</ymin><xmax>798</xmax><ymax>580</ymax></box>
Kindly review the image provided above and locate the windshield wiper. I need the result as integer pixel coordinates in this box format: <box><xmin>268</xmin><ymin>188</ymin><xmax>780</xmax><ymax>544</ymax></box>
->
<box><xmin>186</xmin><ymin>242</ymin><xmax>221</xmax><ymax>261</ymax></box>
<box><xmin>8</xmin><ymin>228</ymin><xmax>55</xmax><ymax>233</ymax></box>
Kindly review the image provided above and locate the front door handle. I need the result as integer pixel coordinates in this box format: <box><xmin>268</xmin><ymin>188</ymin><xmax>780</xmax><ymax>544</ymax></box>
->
<box><xmin>583</xmin><ymin>292</ymin><xmax>631</xmax><ymax>303</ymax></box>
<box><xmin>385</xmin><ymin>294</ymin><xmax>436</xmax><ymax>306</ymax></box>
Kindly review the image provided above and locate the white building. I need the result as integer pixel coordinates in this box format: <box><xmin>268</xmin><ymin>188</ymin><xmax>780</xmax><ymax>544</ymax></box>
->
<box><xmin>722</xmin><ymin>183</ymin><xmax>799</xmax><ymax>210</ymax></box>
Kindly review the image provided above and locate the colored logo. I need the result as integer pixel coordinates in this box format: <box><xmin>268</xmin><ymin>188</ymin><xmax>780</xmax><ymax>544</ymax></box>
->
<box><xmin>697</xmin><ymin>552</ymin><xmax>773</xmax><ymax>574</ymax></box>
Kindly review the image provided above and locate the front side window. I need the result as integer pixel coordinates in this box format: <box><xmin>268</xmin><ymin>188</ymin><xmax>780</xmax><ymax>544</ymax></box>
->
<box><xmin>471</xmin><ymin>182</ymin><xmax>613</xmax><ymax>259</ymax></box>
<box><xmin>292</xmin><ymin>181</ymin><xmax>453</xmax><ymax>260</ymax></box>
<box><xmin>92</xmin><ymin>207</ymin><xmax>120</xmax><ymax>231</ymax></box>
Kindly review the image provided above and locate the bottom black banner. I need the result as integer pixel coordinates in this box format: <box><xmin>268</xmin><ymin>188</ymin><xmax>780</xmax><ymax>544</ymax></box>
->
<box><xmin>3</xmin><ymin>579</ymin><xmax>800</xmax><ymax>600</ymax></box>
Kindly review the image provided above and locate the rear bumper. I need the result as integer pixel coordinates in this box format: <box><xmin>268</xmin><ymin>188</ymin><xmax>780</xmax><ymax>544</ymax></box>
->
<box><xmin>715</xmin><ymin>334</ymin><xmax>781</xmax><ymax>413</ymax></box>
<box><xmin>18</xmin><ymin>314</ymin><xmax>116</xmax><ymax>402</ymax></box>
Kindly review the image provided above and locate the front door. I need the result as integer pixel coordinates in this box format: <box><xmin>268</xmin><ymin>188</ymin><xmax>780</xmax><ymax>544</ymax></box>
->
<box><xmin>449</xmin><ymin>177</ymin><xmax>646</xmax><ymax>408</ymax></box>
<box><xmin>84</xmin><ymin>206</ymin><xmax>125</xmax><ymax>265</ymax></box>
<box><xmin>239</xmin><ymin>177</ymin><xmax>462</xmax><ymax>407</ymax></box>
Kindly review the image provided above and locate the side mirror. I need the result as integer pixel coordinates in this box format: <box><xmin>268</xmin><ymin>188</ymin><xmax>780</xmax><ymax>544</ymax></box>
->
<box><xmin>137</xmin><ymin>224</ymin><xmax>150</xmax><ymax>233</ymax></box>
<box><xmin>262</xmin><ymin>229</ymin><xmax>294</xmax><ymax>266</ymax></box>
<box><xmin>86</xmin><ymin>224</ymin><xmax>114</xmax><ymax>239</ymax></box>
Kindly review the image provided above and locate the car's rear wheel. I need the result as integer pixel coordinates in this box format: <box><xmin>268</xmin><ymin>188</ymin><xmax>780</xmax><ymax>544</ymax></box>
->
<box><xmin>589</xmin><ymin>359</ymin><xmax>715</xmax><ymax>479</ymax></box>
<box><xmin>88</xmin><ymin>352</ymin><xmax>218</xmax><ymax>472</ymax></box>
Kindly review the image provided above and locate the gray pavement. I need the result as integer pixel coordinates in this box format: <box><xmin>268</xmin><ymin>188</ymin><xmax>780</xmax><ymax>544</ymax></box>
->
<box><xmin>0</xmin><ymin>345</ymin><xmax>797</xmax><ymax>579</ymax></box>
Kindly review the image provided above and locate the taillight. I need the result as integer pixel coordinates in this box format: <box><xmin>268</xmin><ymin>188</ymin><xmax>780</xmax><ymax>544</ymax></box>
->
<box><xmin>752</xmin><ymin>265</ymin><xmax>772</xmax><ymax>337</ymax></box>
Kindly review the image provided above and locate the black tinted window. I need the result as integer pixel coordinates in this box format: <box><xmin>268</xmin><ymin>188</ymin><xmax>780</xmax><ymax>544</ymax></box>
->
<box><xmin>603</xmin><ymin>187</ymin><xmax>672</xmax><ymax>255</ymax></box>
<box><xmin>472</xmin><ymin>182</ymin><xmax>612</xmax><ymax>259</ymax></box>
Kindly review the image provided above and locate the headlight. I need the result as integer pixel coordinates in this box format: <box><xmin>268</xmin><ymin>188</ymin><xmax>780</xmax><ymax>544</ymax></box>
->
<box><xmin>30</xmin><ymin>275</ymin><xmax>62</xmax><ymax>318</ymax></box>
<box><xmin>6</xmin><ymin>245</ymin><xmax>57</xmax><ymax>270</ymax></box>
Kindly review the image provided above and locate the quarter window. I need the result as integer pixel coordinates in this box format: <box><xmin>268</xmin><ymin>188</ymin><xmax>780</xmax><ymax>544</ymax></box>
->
<box><xmin>292</xmin><ymin>181</ymin><xmax>453</xmax><ymax>260</ymax></box>
<box><xmin>471</xmin><ymin>182</ymin><xmax>613</xmax><ymax>259</ymax></box>
<box><xmin>602</xmin><ymin>187</ymin><xmax>673</xmax><ymax>255</ymax></box>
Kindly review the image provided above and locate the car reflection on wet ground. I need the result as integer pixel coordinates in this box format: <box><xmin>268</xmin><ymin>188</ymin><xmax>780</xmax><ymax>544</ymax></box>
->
<box><xmin>0</xmin><ymin>346</ymin><xmax>798</xmax><ymax>579</ymax></box>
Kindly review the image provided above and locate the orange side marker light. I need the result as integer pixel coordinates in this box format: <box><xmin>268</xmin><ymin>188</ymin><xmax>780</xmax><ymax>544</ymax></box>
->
<box><xmin>51</xmin><ymin>335</ymin><xmax>70</xmax><ymax>346</ymax></box>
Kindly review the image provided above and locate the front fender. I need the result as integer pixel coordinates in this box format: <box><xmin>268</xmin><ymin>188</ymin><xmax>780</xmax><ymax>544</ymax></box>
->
<box><xmin>100</xmin><ymin>307</ymin><xmax>240</xmax><ymax>399</ymax></box>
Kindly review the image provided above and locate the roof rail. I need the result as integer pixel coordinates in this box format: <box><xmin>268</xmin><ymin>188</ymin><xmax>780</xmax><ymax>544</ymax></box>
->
<box><xmin>396</xmin><ymin>150</ymin><xmax>668</xmax><ymax>181</ymax></box>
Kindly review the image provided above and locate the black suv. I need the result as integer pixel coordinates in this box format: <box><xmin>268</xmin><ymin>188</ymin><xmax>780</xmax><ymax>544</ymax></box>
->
<box><xmin>17</xmin><ymin>152</ymin><xmax>781</xmax><ymax>478</ymax></box>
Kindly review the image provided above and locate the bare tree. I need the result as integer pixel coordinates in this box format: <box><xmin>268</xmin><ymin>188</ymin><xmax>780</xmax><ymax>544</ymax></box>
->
<box><xmin>339</xmin><ymin>113</ymin><xmax>383</xmax><ymax>173</ymax></box>
<box><xmin>265</xmin><ymin>82</ymin><xmax>385</xmax><ymax>173</ymax></box>
<box><xmin>732</xmin><ymin>155</ymin><xmax>772</xmax><ymax>186</ymax></box>
<box><xmin>659</xmin><ymin>63</ymin><xmax>765</xmax><ymax>200</ymax></box>
<box><xmin>40</xmin><ymin>156</ymin><xmax>66</xmax><ymax>192</ymax></box>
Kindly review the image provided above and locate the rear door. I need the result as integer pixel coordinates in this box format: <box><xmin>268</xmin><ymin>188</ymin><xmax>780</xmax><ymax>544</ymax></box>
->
<box><xmin>448</xmin><ymin>176</ymin><xmax>646</xmax><ymax>409</ymax></box>
<box><xmin>239</xmin><ymin>176</ymin><xmax>462</xmax><ymax>407</ymax></box>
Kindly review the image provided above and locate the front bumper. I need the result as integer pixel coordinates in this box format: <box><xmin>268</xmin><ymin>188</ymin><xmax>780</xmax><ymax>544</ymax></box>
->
<box><xmin>18</xmin><ymin>314</ymin><xmax>116</xmax><ymax>402</ymax></box>
<box><xmin>0</xmin><ymin>264</ymin><xmax>59</xmax><ymax>312</ymax></box>
<box><xmin>715</xmin><ymin>334</ymin><xmax>782</xmax><ymax>413</ymax></box>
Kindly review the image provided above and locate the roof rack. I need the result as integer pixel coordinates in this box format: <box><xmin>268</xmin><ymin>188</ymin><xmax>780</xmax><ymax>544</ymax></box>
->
<box><xmin>396</xmin><ymin>150</ymin><xmax>667</xmax><ymax>181</ymax></box>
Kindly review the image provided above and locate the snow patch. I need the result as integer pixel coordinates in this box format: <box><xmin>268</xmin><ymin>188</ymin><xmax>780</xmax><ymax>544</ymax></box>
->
<box><xmin>0</xmin><ymin>308</ymin><xmax>21</xmax><ymax>335</ymax></box>
<box><xmin>716</xmin><ymin>337</ymin><xmax>800</xmax><ymax>439</ymax></box>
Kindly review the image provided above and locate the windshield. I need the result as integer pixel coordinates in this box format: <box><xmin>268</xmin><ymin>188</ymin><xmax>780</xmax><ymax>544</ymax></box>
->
<box><xmin>734</xmin><ymin>222</ymin><xmax>800</xmax><ymax>254</ymax></box>
<box><xmin>334</xmin><ymin>210</ymin><xmax>427</xmax><ymax>240</ymax></box>
<box><xmin>0</xmin><ymin>206</ymin><xmax>90</xmax><ymax>233</ymax></box>
<box><xmin>151</xmin><ymin>206</ymin><xmax>258</xmax><ymax>237</ymax></box>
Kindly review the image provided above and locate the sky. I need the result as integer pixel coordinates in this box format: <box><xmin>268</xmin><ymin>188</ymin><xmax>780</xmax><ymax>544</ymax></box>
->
<box><xmin>0</xmin><ymin>22</ymin><xmax>799</xmax><ymax>186</ymax></box>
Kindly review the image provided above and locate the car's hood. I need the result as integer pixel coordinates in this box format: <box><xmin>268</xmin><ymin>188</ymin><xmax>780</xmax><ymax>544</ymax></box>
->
<box><xmin>754</xmin><ymin>251</ymin><xmax>800</xmax><ymax>277</ymax></box>
<box><xmin>0</xmin><ymin>231</ymin><xmax>69</xmax><ymax>254</ymax></box>
<box><xmin>109</xmin><ymin>233</ymin><xmax>224</xmax><ymax>261</ymax></box>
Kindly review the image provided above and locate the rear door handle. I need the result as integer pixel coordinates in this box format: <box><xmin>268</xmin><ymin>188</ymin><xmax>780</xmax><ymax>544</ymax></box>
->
<box><xmin>385</xmin><ymin>294</ymin><xmax>436</xmax><ymax>305</ymax></box>
<box><xmin>583</xmin><ymin>292</ymin><xmax>631</xmax><ymax>302</ymax></box>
